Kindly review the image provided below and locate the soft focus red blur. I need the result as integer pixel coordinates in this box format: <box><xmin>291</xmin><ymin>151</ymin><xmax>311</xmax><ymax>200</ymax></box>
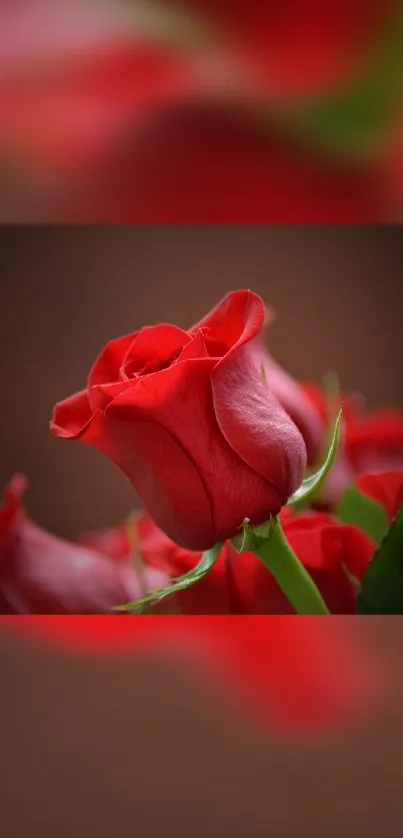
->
<box><xmin>0</xmin><ymin>615</ymin><xmax>389</xmax><ymax>737</ymax></box>
<box><xmin>1</xmin><ymin>0</ymin><xmax>402</xmax><ymax>221</ymax></box>
<box><xmin>2</xmin><ymin>616</ymin><xmax>403</xmax><ymax>838</ymax></box>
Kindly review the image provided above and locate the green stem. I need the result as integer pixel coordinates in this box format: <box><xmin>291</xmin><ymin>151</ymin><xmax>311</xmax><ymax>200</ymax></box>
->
<box><xmin>253</xmin><ymin>519</ymin><xmax>330</xmax><ymax>615</ymax></box>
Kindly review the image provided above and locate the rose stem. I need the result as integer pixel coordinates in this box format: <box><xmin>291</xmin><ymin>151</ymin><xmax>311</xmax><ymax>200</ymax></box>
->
<box><xmin>253</xmin><ymin>519</ymin><xmax>330</xmax><ymax>615</ymax></box>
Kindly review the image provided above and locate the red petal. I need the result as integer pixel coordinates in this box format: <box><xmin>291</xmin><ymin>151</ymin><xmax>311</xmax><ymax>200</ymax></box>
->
<box><xmin>357</xmin><ymin>471</ymin><xmax>403</xmax><ymax>523</ymax></box>
<box><xmin>212</xmin><ymin>346</ymin><xmax>306</xmax><ymax>498</ymax></box>
<box><xmin>106</xmin><ymin>357</ymin><xmax>284</xmax><ymax>545</ymax></box>
<box><xmin>191</xmin><ymin>289</ymin><xmax>265</xmax><ymax>351</ymax></box>
<box><xmin>50</xmin><ymin>389</ymin><xmax>94</xmax><ymax>439</ymax></box>
<box><xmin>80</xmin><ymin>410</ymin><xmax>215</xmax><ymax>551</ymax></box>
<box><xmin>122</xmin><ymin>324</ymin><xmax>189</xmax><ymax>377</ymax></box>
<box><xmin>87</xmin><ymin>333</ymin><xmax>138</xmax><ymax>394</ymax></box>
<box><xmin>179</xmin><ymin>329</ymin><xmax>210</xmax><ymax>361</ymax></box>
<box><xmin>346</xmin><ymin>410</ymin><xmax>403</xmax><ymax>474</ymax></box>
<box><xmin>249</xmin><ymin>337</ymin><xmax>325</xmax><ymax>464</ymax></box>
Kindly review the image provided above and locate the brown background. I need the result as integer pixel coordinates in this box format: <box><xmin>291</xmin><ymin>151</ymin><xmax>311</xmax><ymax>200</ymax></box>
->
<box><xmin>1</xmin><ymin>226</ymin><xmax>402</xmax><ymax>539</ymax></box>
<box><xmin>1</xmin><ymin>619</ymin><xmax>403</xmax><ymax>838</ymax></box>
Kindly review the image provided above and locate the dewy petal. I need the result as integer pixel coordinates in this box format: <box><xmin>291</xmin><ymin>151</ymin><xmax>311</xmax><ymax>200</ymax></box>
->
<box><xmin>212</xmin><ymin>345</ymin><xmax>307</xmax><ymax>498</ymax></box>
<box><xmin>50</xmin><ymin>390</ymin><xmax>95</xmax><ymax>439</ymax></box>
<box><xmin>88</xmin><ymin>332</ymin><xmax>138</xmax><ymax>396</ymax></box>
<box><xmin>191</xmin><ymin>290</ymin><xmax>265</xmax><ymax>353</ymax></box>
<box><xmin>106</xmin><ymin>357</ymin><xmax>284</xmax><ymax>544</ymax></box>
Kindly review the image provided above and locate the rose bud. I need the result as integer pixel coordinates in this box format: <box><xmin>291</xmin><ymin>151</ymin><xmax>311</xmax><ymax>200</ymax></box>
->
<box><xmin>0</xmin><ymin>475</ymin><xmax>167</xmax><ymax>614</ymax></box>
<box><xmin>51</xmin><ymin>290</ymin><xmax>307</xmax><ymax>550</ymax></box>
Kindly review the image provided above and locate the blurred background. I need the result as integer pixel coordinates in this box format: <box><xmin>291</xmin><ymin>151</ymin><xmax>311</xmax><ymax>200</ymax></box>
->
<box><xmin>1</xmin><ymin>615</ymin><xmax>403</xmax><ymax>838</ymax></box>
<box><xmin>0</xmin><ymin>0</ymin><xmax>402</xmax><ymax>221</ymax></box>
<box><xmin>1</xmin><ymin>225</ymin><xmax>403</xmax><ymax>539</ymax></box>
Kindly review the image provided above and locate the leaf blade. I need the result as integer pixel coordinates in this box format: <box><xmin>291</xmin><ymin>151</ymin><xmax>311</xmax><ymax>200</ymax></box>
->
<box><xmin>288</xmin><ymin>410</ymin><xmax>342</xmax><ymax>507</ymax></box>
<box><xmin>337</xmin><ymin>485</ymin><xmax>388</xmax><ymax>544</ymax></box>
<box><xmin>356</xmin><ymin>504</ymin><xmax>403</xmax><ymax>614</ymax></box>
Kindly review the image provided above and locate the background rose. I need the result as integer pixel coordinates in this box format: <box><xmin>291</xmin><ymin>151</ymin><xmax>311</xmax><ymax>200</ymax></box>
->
<box><xmin>303</xmin><ymin>383</ymin><xmax>403</xmax><ymax>501</ymax></box>
<box><xmin>346</xmin><ymin>411</ymin><xmax>403</xmax><ymax>475</ymax></box>
<box><xmin>357</xmin><ymin>471</ymin><xmax>403</xmax><ymax>523</ymax></box>
<box><xmin>226</xmin><ymin>508</ymin><xmax>374</xmax><ymax>615</ymax></box>
<box><xmin>0</xmin><ymin>475</ymin><xmax>167</xmax><ymax>614</ymax></box>
<box><xmin>51</xmin><ymin>290</ymin><xmax>307</xmax><ymax>550</ymax></box>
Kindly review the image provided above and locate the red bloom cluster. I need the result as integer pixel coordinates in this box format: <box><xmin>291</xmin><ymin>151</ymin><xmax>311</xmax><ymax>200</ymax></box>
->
<box><xmin>0</xmin><ymin>290</ymin><xmax>401</xmax><ymax>616</ymax></box>
<box><xmin>2</xmin><ymin>287</ymin><xmax>400</xmax><ymax>735</ymax></box>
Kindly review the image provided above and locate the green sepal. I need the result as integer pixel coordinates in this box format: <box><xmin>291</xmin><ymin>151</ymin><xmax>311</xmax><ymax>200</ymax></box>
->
<box><xmin>113</xmin><ymin>542</ymin><xmax>223</xmax><ymax>613</ymax></box>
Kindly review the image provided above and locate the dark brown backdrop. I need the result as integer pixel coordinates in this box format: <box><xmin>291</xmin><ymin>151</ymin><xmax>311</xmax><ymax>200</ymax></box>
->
<box><xmin>1</xmin><ymin>226</ymin><xmax>402</xmax><ymax>538</ymax></box>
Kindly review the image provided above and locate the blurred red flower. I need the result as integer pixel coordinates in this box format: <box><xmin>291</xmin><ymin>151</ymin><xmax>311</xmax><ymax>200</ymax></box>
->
<box><xmin>172</xmin><ymin>0</ymin><xmax>390</xmax><ymax>97</ymax></box>
<box><xmin>0</xmin><ymin>0</ymin><xmax>401</xmax><ymax>221</ymax></box>
<box><xmin>303</xmin><ymin>383</ymin><xmax>403</xmax><ymax>499</ymax></box>
<box><xmin>0</xmin><ymin>614</ymin><xmax>384</xmax><ymax>735</ymax></box>
<box><xmin>0</xmin><ymin>475</ymin><xmax>167</xmax><ymax>614</ymax></box>
<box><xmin>357</xmin><ymin>471</ymin><xmax>403</xmax><ymax>523</ymax></box>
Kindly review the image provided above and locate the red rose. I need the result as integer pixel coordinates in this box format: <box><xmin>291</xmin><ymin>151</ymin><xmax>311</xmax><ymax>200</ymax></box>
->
<box><xmin>80</xmin><ymin>523</ymin><xmax>133</xmax><ymax>564</ymax></box>
<box><xmin>346</xmin><ymin>410</ymin><xmax>403</xmax><ymax>475</ymax></box>
<box><xmin>357</xmin><ymin>471</ymin><xmax>403</xmax><ymax>523</ymax></box>
<box><xmin>0</xmin><ymin>476</ymin><xmax>167</xmax><ymax>614</ymax></box>
<box><xmin>302</xmin><ymin>384</ymin><xmax>403</xmax><ymax>503</ymax></box>
<box><xmin>51</xmin><ymin>290</ymin><xmax>307</xmax><ymax>550</ymax></box>
<box><xmin>131</xmin><ymin>507</ymin><xmax>374</xmax><ymax>614</ymax></box>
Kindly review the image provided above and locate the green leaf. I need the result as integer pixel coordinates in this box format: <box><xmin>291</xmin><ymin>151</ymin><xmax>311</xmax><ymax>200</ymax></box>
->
<box><xmin>113</xmin><ymin>542</ymin><xmax>223</xmax><ymax>613</ymax></box>
<box><xmin>356</xmin><ymin>504</ymin><xmax>403</xmax><ymax>614</ymax></box>
<box><xmin>337</xmin><ymin>485</ymin><xmax>388</xmax><ymax>544</ymax></box>
<box><xmin>288</xmin><ymin>410</ymin><xmax>342</xmax><ymax>507</ymax></box>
